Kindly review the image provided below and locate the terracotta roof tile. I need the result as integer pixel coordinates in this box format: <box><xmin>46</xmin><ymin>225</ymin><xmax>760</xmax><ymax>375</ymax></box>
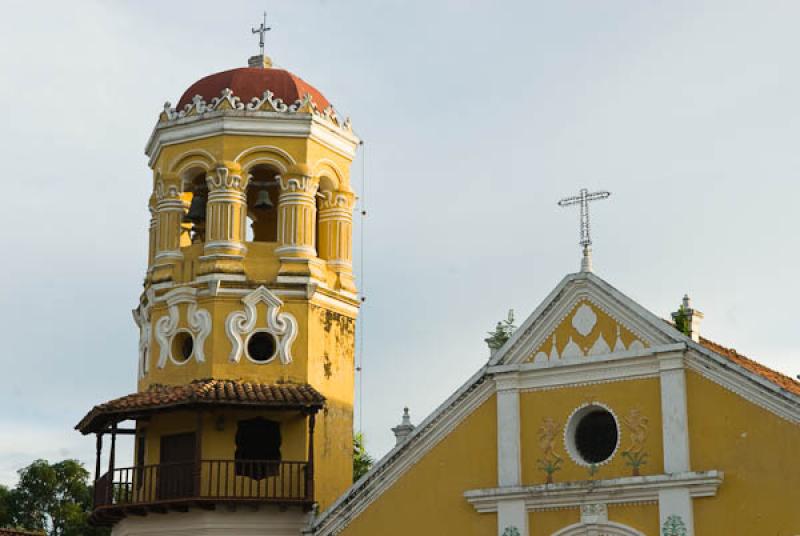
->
<box><xmin>698</xmin><ymin>337</ymin><xmax>800</xmax><ymax>396</ymax></box>
<box><xmin>76</xmin><ymin>380</ymin><xmax>325</xmax><ymax>434</ymax></box>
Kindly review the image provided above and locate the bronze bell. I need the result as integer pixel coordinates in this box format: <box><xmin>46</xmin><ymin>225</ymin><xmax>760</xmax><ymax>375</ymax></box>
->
<box><xmin>184</xmin><ymin>189</ymin><xmax>207</xmax><ymax>223</ymax></box>
<box><xmin>254</xmin><ymin>188</ymin><xmax>274</xmax><ymax>210</ymax></box>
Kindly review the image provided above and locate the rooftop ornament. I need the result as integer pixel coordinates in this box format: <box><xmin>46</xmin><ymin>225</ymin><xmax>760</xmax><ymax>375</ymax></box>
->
<box><xmin>558</xmin><ymin>188</ymin><xmax>611</xmax><ymax>273</ymax></box>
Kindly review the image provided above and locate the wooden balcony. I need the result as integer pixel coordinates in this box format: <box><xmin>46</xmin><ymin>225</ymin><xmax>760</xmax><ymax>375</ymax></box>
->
<box><xmin>91</xmin><ymin>459</ymin><xmax>312</xmax><ymax>525</ymax></box>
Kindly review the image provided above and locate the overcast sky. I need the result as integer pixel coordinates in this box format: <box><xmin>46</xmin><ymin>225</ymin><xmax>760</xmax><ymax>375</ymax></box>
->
<box><xmin>1</xmin><ymin>0</ymin><xmax>799</xmax><ymax>485</ymax></box>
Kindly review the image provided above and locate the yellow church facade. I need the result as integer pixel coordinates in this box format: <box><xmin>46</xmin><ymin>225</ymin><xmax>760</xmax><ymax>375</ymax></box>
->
<box><xmin>75</xmin><ymin>42</ymin><xmax>799</xmax><ymax>536</ymax></box>
<box><xmin>313</xmin><ymin>272</ymin><xmax>800</xmax><ymax>536</ymax></box>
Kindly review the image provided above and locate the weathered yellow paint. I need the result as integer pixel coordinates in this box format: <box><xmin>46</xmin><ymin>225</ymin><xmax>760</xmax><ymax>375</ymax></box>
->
<box><xmin>607</xmin><ymin>503</ymin><xmax>659</xmax><ymax>535</ymax></box>
<box><xmin>529</xmin><ymin>509</ymin><xmax>580</xmax><ymax>536</ymax></box>
<box><xmin>524</xmin><ymin>300</ymin><xmax>646</xmax><ymax>363</ymax></box>
<box><xmin>687</xmin><ymin>371</ymin><xmax>800</xmax><ymax>534</ymax></box>
<box><xmin>339</xmin><ymin>395</ymin><xmax>498</xmax><ymax>536</ymax></box>
<box><xmin>520</xmin><ymin>378</ymin><xmax>664</xmax><ymax>484</ymax></box>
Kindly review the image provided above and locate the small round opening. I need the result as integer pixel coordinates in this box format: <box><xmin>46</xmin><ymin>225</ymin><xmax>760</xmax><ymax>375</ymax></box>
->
<box><xmin>574</xmin><ymin>408</ymin><xmax>618</xmax><ymax>464</ymax></box>
<box><xmin>248</xmin><ymin>332</ymin><xmax>277</xmax><ymax>363</ymax></box>
<box><xmin>172</xmin><ymin>331</ymin><xmax>194</xmax><ymax>362</ymax></box>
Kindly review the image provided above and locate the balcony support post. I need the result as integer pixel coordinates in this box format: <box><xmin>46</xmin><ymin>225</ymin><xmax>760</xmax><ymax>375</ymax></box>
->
<box><xmin>108</xmin><ymin>423</ymin><xmax>117</xmax><ymax>504</ymax></box>
<box><xmin>306</xmin><ymin>412</ymin><xmax>315</xmax><ymax>502</ymax></box>
<box><xmin>94</xmin><ymin>433</ymin><xmax>103</xmax><ymax>482</ymax></box>
<box><xmin>195</xmin><ymin>412</ymin><xmax>203</xmax><ymax>497</ymax></box>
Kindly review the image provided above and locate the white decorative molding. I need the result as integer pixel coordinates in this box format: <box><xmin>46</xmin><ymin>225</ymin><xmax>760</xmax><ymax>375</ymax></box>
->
<box><xmin>580</xmin><ymin>503</ymin><xmax>608</xmax><ymax>524</ymax></box>
<box><xmin>161</xmin><ymin>88</ymin><xmax>345</xmax><ymax>125</ymax></box>
<box><xmin>562</xmin><ymin>337</ymin><xmax>584</xmax><ymax>359</ymax></box>
<box><xmin>563</xmin><ymin>402</ymin><xmax>620</xmax><ymax>468</ymax></box>
<box><xmin>147</xmin><ymin>112</ymin><xmax>359</xmax><ymax>167</ymax></box>
<box><xmin>488</xmin><ymin>344</ymin><xmax>686</xmax><ymax>392</ymax></box>
<box><xmin>132</xmin><ymin>299</ymin><xmax>152</xmax><ymax>379</ymax></box>
<box><xmin>153</xmin><ymin>287</ymin><xmax>211</xmax><ymax>368</ymax></box>
<box><xmin>572</xmin><ymin>303</ymin><xmax>597</xmax><ymax>336</ymax></box>
<box><xmin>464</xmin><ymin>470</ymin><xmax>723</xmax><ymax>513</ymax></box>
<box><xmin>588</xmin><ymin>334</ymin><xmax>611</xmax><ymax>356</ymax></box>
<box><xmin>225</xmin><ymin>286</ymin><xmax>297</xmax><ymax>365</ymax></box>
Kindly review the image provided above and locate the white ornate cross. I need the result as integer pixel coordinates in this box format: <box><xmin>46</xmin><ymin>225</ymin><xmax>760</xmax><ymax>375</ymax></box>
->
<box><xmin>252</xmin><ymin>12</ymin><xmax>272</xmax><ymax>56</ymax></box>
<box><xmin>558</xmin><ymin>188</ymin><xmax>611</xmax><ymax>272</ymax></box>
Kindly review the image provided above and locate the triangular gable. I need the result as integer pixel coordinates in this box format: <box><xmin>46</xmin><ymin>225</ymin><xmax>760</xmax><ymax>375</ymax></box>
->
<box><xmin>493</xmin><ymin>272</ymin><xmax>681</xmax><ymax>367</ymax></box>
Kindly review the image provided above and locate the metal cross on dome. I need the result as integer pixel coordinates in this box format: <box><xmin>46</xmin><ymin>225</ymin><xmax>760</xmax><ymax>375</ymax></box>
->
<box><xmin>252</xmin><ymin>12</ymin><xmax>272</xmax><ymax>56</ymax></box>
<box><xmin>558</xmin><ymin>188</ymin><xmax>611</xmax><ymax>273</ymax></box>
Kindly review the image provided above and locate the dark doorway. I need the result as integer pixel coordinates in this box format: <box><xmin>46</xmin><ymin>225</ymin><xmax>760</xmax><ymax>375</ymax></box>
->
<box><xmin>158</xmin><ymin>432</ymin><xmax>196</xmax><ymax>500</ymax></box>
<box><xmin>235</xmin><ymin>418</ymin><xmax>281</xmax><ymax>479</ymax></box>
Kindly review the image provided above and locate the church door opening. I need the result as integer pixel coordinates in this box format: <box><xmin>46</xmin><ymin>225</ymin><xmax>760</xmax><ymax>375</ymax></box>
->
<box><xmin>158</xmin><ymin>432</ymin><xmax>196</xmax><ymax>500</ymax></box>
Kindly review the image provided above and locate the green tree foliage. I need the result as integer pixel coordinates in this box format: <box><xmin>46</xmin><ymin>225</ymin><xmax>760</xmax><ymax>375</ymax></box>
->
<box><xmin>0</xmin><ymin>484</ymin><xmax>12</xmax><ymax>527</ymax></box>
<box><xmin>353</xmin><ymin>432</ymin><xmax>374</xmax><ymax>482</ymax></box>
<box><xmin>3</xmin><ymin>459</ymin><xmax>109</xmax><ymax>536</ymax></box>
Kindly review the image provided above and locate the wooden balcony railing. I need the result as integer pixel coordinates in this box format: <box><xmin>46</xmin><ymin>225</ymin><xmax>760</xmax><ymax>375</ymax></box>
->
<box><xmin>93</xmin><ymin>459</ymin><xmax>311</xmax><ymax>511</ymax></box>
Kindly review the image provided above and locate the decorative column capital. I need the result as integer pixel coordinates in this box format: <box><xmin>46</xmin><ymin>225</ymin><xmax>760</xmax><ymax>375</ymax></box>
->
<box><xmin>318</xmin><ymin>190</ymin><xmax>355</xmax><ymax>211</ymax></box>
<box><xmin>207</xmin><ymin>161</ymin><xmax>248</xmax><ymax>192</ymax></box>
<box><xmin>155</xmin><ymin>176</ymin><xmax>181</xmax><ymax>203</ymax></box>
<box><xmin>279</xmin><ymin>163</ymin><xmax>319</xmax><ymax>195</ymax></box>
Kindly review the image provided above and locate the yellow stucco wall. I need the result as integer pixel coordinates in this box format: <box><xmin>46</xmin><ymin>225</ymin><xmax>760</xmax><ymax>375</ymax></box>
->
<box><xmin>687</xmin><ymin>371</ymin><xmax>800</xmax><ymax>535</ymax></box>
<box><xmin>520</xmin><ymin>378</ymin><xmax>664</xmax><ymax>485</ymax></box>
<box><xmin>338</xmin><ymin>395</ymin><xmax>498</xmax><ymax>536</ymax></box>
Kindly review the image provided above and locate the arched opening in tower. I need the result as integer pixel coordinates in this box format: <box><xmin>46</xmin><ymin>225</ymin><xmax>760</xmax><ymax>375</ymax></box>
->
<box><xmin>182</xmin><ymin>172</ymin><xmax>208</xmax><ymax>244</ymax></box>
<box><xmin>246</xmin><ymin>165</ymin><xmax>280</xmax><ymax>243</ymax></box>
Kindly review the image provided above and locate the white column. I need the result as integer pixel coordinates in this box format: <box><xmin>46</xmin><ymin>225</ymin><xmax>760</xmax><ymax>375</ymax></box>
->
<box><xmin>658</xmin><ymin>351</ymin><xmax>691</xmax><ymax>473</ymax></box>
<box><xmin>658</xmin><ymin>350</ymin><xmax>694</xmax><ymax>536</ymax></box>
<box><xmin>498</xmin><ymin>500</ymin><xmax>528</xmax><ymax>536</ymax></box>
<box><xmin>658</xmin><ymin>488</ymin><xmax>694</xmax><ymax>536</ymax></box>
<box><xmin>495</xmin><ymin>373</ymin><xmax>527</xmax><ymax>536</ymax></box>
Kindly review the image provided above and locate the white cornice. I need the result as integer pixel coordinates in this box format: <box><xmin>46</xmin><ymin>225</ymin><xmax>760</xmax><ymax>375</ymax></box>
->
<box><xmin>145</xmin><ymin>112</ymin><xmax>360</xmax><ymax>166</ymax></box>
<box><xmin>490</xmin><ymin>344</ymin><xmax>685</xmax><ymax>391</ymax></box>
<box><xmin>464</xmin><ymin>471</ymin><xmax>723</xmax><ymax>513</ymax></box>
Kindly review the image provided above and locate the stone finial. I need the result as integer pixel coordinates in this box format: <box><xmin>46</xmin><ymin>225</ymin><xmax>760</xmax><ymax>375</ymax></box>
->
<box><xmin>671</xmin><ymin>293</ymin><xmax>704</xmax><ymax>342</ymax></box>
<box><xmin>248</xmin><ymin>54</ymin><xmax>273</xmax><ymax>69</ymax></box>
<box><xmin>391</xmin><ymin>407</ymin><xmax>415</xmax><ymax>446</ymax></box>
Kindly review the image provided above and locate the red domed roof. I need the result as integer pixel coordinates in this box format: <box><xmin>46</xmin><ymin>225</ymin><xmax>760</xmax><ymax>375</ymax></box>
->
<box><xmin>177</xmin><ymin>67</ymin><xmax>331</xmax><ymax>111</ymax></box>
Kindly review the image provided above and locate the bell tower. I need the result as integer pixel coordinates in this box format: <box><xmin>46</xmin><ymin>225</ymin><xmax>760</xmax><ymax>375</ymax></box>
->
<box><xmin>77</xmin><ymin>47</ymin><xmax>360</xmax><ymax>534</ymax></box>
